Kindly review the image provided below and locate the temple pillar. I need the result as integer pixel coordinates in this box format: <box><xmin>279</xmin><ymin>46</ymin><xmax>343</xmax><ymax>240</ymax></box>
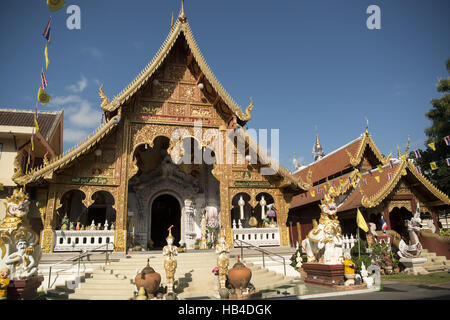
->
<box><xmin>40</xmin><ymin>186</ymin><xmax>57</xmax><ymax>253</ymax></box>
<box><xmin>279</xmin><ymin>192</ymin><xmax>292</xmax><ymax>246</ymax></box>
<box><xmin>114</xmin><ymin>119</ymin><xmax>130</xmax><ymax>252</ymax></box>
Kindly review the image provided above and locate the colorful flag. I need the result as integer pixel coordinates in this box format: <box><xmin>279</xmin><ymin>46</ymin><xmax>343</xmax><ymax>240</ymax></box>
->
<box><xmin>388</xmin><ymin>172</ymin><xmax>392</xmax><ymax>180</ymax></box>
<box><xmin>377</xmin><ymin>164</ymin><xmax>384</xmax><ymax>173</ymax></box>
<box><xmin>445</xmin><ymin>136</ymin><xmax>450</xmax><ymax>146</ymax></box>
<box><xmin>414</xmin><ymin>149</ymin><xmax>422</xmax><ymax>159</ymax></box>
<box><xmin>348</xmin><ymin>177</ymin><xmax>352</xmax><ymax>184</ymax></box>
<box><xmin>381</xmin><ymin>216</ymin><xmax>387</xmax><ymax>233</ymax></box>
<box><xmin>389</xmin><ymin>160</ymin><xmax>394</xmax><ymax>169</ymax></box>
<box><xmin>428</xmin><ymin>142</ymin><xmax>436</xmax><ymax>151</ymax></box>
<box><xmin>356</xmin><ymin>208</ymin><xmax>369</xmax><ymax>232</ymax></box>
<box><xmin>40</xmin><ymin>68</ymin><xmax>48</xmax><ymax>89</ymax></box>
<box><xmin>310</xmin><ymin>189</ymin><xmax>315</xmax><ymax>197</ymax></box>
<box><xmin>375</xmin><ymin>176</ymin><xmax>380</xmax><ymax>183</ymax></box>
<box><xmin>339</xmin><ymin>179</ymin><xmax>344</xmax><ymax>186</ymax></box>
<box><xmin>37</xmin><ymin>87</ymin><xmax>52</xmax><ymax>105</ymax></box>
<box><xmin>430</xmin><ymin>162</ymin><xmax>438</xmax><ymax>170</ymax></box>
<box><xmin>43</xmin><ymin>16</ymin><xmax>51</xmax><ymax>43</ymax></box>
<box><xmin>416</xmin><ymin>166</ymin><xmax>422</xmax><ymax>174</ymax></box>
<box><xmin>363</xmin><ymin>178</ymin><xmax>367</xmax><ymax>185</ymax></box>
<box><xmin>47</xmin><ymin>0</ymin><xmax>66</xmax><ymax>12</ymax></box>
<box><xmin>357</xmin><ymin>172</ymin><xmax>362</xmax><ymax>179</ymax></box>
<box><xmin>44</xmin><ymin>45</ymin><xmax>49</xmax><ymax>69</ymax></box>
<box><xmin>368</xmin><ymin>169</ymin><xmax>373</xmax><ymax>176</ymax></box>
<box><xmin>31</xmin><ymin>128</ymin><xmax>35</xmax><ymax>151</ymax></box>
<box><xmin>34</xmin><ymin>103</ymin><xmax>40</xmax><ymax>132</ymax></box>
<box><xmin>447</xmin><ymin>158</ymin><xmax>450</xmax><ymax>167</ymax></box>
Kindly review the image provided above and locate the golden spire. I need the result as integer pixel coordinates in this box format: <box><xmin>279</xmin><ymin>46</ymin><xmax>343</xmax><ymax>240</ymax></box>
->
<box><xmin>365</xmin><ymin>117</ymin><xmax>369</xmax><ymax>135</ymax></box>
<box><xmin>313</xmin><ymin>126</ymin><xmax>325</xmax><ymax>161</ymax></box>
<box><xmin>179</xmin><ymin>0</ymin><xmax>186</xmax><ymax>21</ymax></box>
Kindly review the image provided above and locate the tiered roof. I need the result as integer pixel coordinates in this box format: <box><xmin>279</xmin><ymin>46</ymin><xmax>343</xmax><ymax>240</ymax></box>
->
<box><xmin>101</xmin><ymin>8</ymin><xmax>252</xmax><ymax>124</ymax></box>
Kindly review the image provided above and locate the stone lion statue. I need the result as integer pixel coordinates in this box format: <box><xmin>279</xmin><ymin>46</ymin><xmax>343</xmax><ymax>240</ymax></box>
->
<box><xmin>302</xmin><ymin>188</ymin><xmax>344</xmax><ymax>264</ymax></box>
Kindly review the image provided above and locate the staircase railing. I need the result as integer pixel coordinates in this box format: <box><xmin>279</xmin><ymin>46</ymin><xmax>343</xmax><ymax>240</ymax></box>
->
<box><xmin>47</xmin><ymin>242</ymin><xmax>114</xmax><ymax>289</ymax></box>
<box><xmin>233</xmin><ymin>239</ymin><xmax>286</xmax><ymax>276</ymax></box>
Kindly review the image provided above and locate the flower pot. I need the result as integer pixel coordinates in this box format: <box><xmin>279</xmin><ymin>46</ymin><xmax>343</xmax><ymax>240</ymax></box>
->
<box><xmin>134</xmin><ymin>260</ymin><xmax>161</xmax><ymax>296</ymax></box>
<box><xmin>228</xmin><ymin>257</ymin><xmax>252</xmax><ymax>290</ymax></box>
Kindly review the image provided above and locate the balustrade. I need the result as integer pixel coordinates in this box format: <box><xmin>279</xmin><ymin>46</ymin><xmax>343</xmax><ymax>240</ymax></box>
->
<box><xmin>54</xmin><ymin>230</ymin><xmax>115</xmax><ymax>252</ymax></box>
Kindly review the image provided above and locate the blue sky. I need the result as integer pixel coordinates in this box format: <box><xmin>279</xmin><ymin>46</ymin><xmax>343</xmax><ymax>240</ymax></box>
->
<box><xmin>1</xmin><ymin>0</ymin><xmax>449</xmax><ymax>170</ymax></box>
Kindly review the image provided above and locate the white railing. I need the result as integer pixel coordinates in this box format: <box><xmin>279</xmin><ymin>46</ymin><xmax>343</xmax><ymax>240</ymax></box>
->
<box><xmin>342</xmin><ymin>234</ymin><xmax>357</xmax><ymax>252</ymax></box>
<box><xmin>232</xmin><ymin>226</ymin><xmax>280</xmax><ymax>247</ymax></box>
<box><xmin>54</xmin><ymin>230</ymin><xmax>115</xmax><ymax>252</ymax></box>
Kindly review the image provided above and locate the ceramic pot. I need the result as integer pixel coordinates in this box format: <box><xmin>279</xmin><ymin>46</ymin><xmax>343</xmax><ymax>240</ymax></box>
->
<box><xmin>227</xmin><ymin>256</ymin><xmax>252</xmax><ymax>289</ymax></box>
<box><xmin>134</xmin><ymin>259</ymin><xmax>161</xmax><ymax>295</ymax></box>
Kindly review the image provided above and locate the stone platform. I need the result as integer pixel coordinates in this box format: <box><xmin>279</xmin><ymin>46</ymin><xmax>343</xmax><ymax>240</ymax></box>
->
<box><xmin>302</xmin><ymin>263</ymin><xmax>344</xmax><ymax>286</ymax></box>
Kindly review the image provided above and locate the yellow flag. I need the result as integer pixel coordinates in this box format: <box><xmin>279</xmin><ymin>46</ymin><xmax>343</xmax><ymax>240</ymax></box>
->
<box><xmin>310</xmin><ymin>189</ymin><xmax>316</xmax><ymax>197</ymax></box>
<box><xmin>357</xmin><ymin>208</ymin><xmax>369</xmax><ymax>232</ymax></box>
<box><xmin>38</xmin><ymin>87</ymin><xmax>52</xmax><ymax>105</ymax></box>
<box><xmin>357</xmin><ymin>172</ymin><xmax>363</xmax><ymax>179</ymax></box>
<box><xmin>430</xmin><ymin>162</ymin><xmax>438</xmax><ymax>170</ymax></box>
<box><xmin>377</xmin><ymin>164</ymin><xmax>384</xmax><ymax>173</ymax></box>
<box><xmin>339</xmin><ymin>179</ymin><xmax>344</xmax><ymax>186</ymax></box>
<box><xmin>375</xmin><ymin>176</ymin><xmax>380</xmax><ymax>183</ymax></box>
<box><xmin>428</xmin><ymin>142</ymin><xmax>436</xmax><ymax>151</ymax></box>
<box><xmin>47</xmin><ymin>0</ymin><xmax>66</xmax><ymax>12</ymax></box>
<box><xmin>45</xmin><ymin>45</ymin><xmax>49</xmax><ymax>69</ymax></box>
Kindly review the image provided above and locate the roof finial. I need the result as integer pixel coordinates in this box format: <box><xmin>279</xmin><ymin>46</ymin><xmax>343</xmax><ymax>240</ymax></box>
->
<box><xmin>313</xmin><ymin>126</ymin><xmax>325</xmax><ymax>161</ymax></box>
<box><xmin>365</xmin><ymin>117</ymin><xmax>369</xmax><ymax>135</ymax></box>
<box><xmin>179</xmin><ymin>0</ymin><xmax>186</xmax><ymax>22</ymax></box>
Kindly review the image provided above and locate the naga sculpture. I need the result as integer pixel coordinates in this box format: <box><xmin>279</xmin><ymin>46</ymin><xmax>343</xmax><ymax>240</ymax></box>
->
<box><xmin>0</xmin><ymin>188</ymin><xmax>42</xmax><ymax>280</ymax></box>
<box><xmin>301</xmin><ymin>186</ymin><xmax>344</xmax><ymax>264</ymax></box>
<box><xmin>398</xmin><ymin>202</ymin><xmax>423</xmax><ymax>259</ymax></box>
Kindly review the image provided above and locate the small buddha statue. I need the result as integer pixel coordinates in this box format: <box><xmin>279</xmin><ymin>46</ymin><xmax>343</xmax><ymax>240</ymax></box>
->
<box><xmin>69</xmin><ymin>222</ymin><xmax>75</xmax><ymax>230</ymax></box>
<box><xmin>61</xmin><ymin>214</ymin><xmax>69</xmax><ymax>230</ymax></box>
<box><xmin>162</xmin><ymin>226</ymin><xmax>178</xmax><ymax>294</ymax></box>
<box><xmin>215</xmin><ymin>228</ymin><xmax>230</xmax><ymax>289</ymax></box>
<box><xmin>0</xmin><ymin>268</ymin><xmax>10</xmax><ymax>300</ymax></box>
<box><xmin>89</xmin><ymin>220</ymin><xmax>96</xmax><ymax>230</ymax></box>
<box><xmin>343</xmin><ymin>251</ymin><xmax>356</xmax><ymax>286</ymax></box>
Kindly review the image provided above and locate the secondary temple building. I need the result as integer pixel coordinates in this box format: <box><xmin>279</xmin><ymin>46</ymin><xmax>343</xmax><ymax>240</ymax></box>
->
<box><xmin>288</xmin><ymin>128</ymin><xmax>450</xmax><ymax>258</ymax></box>
<box><xmin>11</xmin><ymin>7</ymin><xmax>310</xmax><ymax>253</ymax></box>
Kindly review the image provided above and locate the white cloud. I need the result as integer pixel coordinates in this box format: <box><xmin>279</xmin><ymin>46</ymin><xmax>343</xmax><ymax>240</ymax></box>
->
<box><xmin>48</xmin><ymin>94</ymin><xmax>102</xmax><ymax>128</ymax></box>
<box><xmin>82</xmin><ymin>47</ymin><xmax>103</xmax><ymax>59</ymax></box>
<box><xmin>67</xmin><ymin>75</ymin><xmax>88</xmax><ymax>93</ymax></box>
<box><xmin>63</xmin><ymin>128</ymin><xmax>89</xmax><ymax>143</ymax></box>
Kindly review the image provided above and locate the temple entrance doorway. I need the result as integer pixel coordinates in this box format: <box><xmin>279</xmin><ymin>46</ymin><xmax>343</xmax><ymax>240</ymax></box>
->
<box><xmin>150</xmin><ymin>194</ymin><xmax>181</xmax><ymax>248</ymax></box>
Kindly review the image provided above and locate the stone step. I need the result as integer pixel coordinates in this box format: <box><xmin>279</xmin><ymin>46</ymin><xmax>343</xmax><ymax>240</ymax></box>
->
<box><xmin>68</xmin><ymin>293</ymin><xmax>133</xmax><ymax>300</ymax></box>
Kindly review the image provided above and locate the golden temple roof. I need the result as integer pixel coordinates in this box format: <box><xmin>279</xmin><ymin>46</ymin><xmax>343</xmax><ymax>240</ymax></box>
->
<box><xmin>101</xmin><ymin>6</ymin><xmax>251</xmax><ymax>123</ymax></box>
<box><xmin>13</xmin><ymin>115</ymin><xmax>121</xmax><ymax>186</ymax></box>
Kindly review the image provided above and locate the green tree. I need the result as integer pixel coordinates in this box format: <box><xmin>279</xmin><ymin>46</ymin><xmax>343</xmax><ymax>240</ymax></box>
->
<box><xmin>410</xmin><ymin>59</ymin><xmax>450</xmax><ymax>196</ymax></box>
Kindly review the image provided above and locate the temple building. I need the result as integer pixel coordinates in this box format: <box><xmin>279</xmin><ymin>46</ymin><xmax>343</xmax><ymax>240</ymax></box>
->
<box><xmin>11</xmin><ymin>5</ymin><xmax>310</xmax><ymax>253</ymax></box>
<box><xmin>288</xmin><ymin>127</ymin><xmax>450</xmax><ymax>258</ymax></box>
<box><xmin>0</xmin><ymin>108</ymin><xmax>63</xmax><ymax>231</ymax></box>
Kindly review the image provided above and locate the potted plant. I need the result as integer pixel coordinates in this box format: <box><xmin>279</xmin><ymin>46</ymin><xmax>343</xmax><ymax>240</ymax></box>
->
<box><xmin>194</xmin><ymin>238</ymin><xmax>201</xmax><ymax>249</ymax></box>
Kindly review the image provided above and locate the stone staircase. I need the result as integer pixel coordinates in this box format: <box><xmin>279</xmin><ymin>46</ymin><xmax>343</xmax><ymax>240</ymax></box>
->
<box><xmin>62</xmin><ymin>250</ymin><xmax>295</xmax><ymax>300</ymax></box>
<box><xmin>420</xmin><ymin>249</ymin><xmax>450</xmax><ymax>272</ymax></box>
<box><xmin>40</xmin><ymin>252</ymin><xmax>123</xmax><ymax>298</ymax></box>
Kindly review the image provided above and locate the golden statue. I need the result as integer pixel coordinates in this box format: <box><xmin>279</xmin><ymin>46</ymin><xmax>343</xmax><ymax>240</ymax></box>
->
<box><xmin>215</xmin><ymin>227</ymin><xmax>230</xmax><ymax>289</ymax></box>
<box><xmin>162</xmin><ymin>226</ymin><xmax>178</xmax><ymax>294</ymax></box>
<box><xmin>0</xmin><ymin>268</ymin><xmax>10</xmax><ymax>300</ymax></box>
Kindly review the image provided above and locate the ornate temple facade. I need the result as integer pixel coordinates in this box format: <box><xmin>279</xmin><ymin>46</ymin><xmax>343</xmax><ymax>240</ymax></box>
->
<box><xmin>289</xmin><ymin>128</ymin><xmax>450</xmax><ymax>257</ymax></box>
<box><xmin>12</xmin><ymin>7</ymin><xmax>309</xmax><ymax>253</ymax></box>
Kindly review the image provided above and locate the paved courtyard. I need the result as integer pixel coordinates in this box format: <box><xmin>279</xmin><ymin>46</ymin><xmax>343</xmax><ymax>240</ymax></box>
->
<box><xmin>308</xmin><ymin>281</ymin><xmax>450</xmax><ymax>300</ymax></box>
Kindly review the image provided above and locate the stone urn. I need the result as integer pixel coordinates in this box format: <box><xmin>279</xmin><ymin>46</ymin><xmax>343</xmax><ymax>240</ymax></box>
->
<box><xmin>134</xmin><ymin>259</ymin><xmax>161</xmax><ymax>296</ymax></box>
<box><xmin>227</xmin><ymin>255</ymin><xmax>252</xmax><ymax>290</ymax></box>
